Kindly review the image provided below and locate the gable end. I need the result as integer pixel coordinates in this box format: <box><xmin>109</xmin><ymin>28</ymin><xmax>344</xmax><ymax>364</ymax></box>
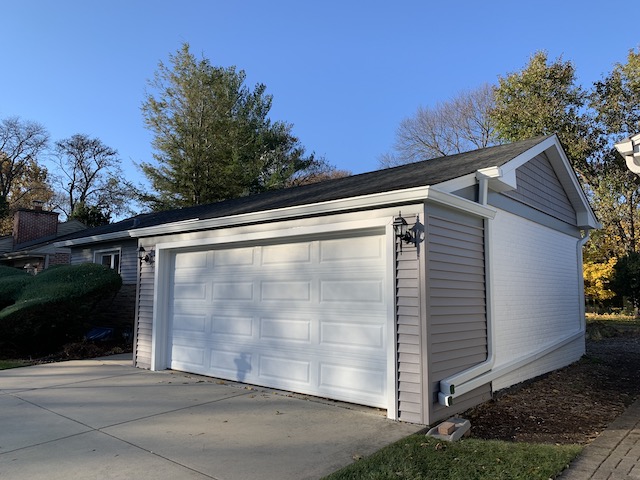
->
<box><xmin>501</xmin><ymin>153</ymin><xmax>577</xmax><ymax>225</ymax></box>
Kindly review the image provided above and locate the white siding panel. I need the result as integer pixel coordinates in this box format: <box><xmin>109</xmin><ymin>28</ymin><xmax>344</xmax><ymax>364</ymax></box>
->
<box><xmin>491</xmin><ymin>210</ymin><xmax>583</xmax><ymax>390</ymax></box>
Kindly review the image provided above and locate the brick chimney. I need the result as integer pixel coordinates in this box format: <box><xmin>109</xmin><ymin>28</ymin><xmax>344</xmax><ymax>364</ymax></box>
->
<box><xmin>13</xmin><ymin>205</ymin><xmax>59</xmax><ymax>246</ymax></box>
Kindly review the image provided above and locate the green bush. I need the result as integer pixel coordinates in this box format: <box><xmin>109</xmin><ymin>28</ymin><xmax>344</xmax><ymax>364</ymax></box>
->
<box><xmin>0</xmin><ymin>263</ymin><xmax>122</xmax><ymax>357</ymax></box>
<box><xmin>0</xmin><ymin>266</ymin><xmax>31</xmax><ymax>310</ymax></box>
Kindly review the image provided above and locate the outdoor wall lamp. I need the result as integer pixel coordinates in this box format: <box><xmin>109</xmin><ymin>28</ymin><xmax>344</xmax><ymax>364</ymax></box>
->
<box><xmin>138</xmin><ymin>246</ymin><xmax>152</xmax><ymax>265</ymax></box>
<box><xmin>393</xmin><ymin>211</ymin><xmax>416</xmax><ymax>252</ymax></box>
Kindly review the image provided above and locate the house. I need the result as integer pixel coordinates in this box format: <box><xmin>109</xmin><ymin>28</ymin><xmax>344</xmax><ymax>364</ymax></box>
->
<box><xmin>55</xmin><ymin>135</ymin><xmax>599</xmax><ymax>425</ymax></box>
<box><xmin>0</xmin><ymin>205</ymin><xmax>86</xmax><ymax>272</ymax></box>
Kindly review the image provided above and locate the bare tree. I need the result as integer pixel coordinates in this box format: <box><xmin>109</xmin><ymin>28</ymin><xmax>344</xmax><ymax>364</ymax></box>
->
<box><xmin>52</xmin><ymin>134</ymin><xmax>134</xmax><ymax>222</ymax></box>
<box><xmin>0</xmin><ymin>116</ymin><xmax>50</xmax><ymax>201</ymax></box>
<box><xmin>380</xmin><ymin>84</ymin><xmax>498</xmax><ymax>167</ymax></box>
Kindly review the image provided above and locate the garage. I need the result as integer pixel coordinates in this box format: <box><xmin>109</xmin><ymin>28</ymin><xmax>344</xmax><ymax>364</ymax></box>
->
<box><xmin>168</xmin><ymin>233</ymin><xmax>390</xmax><ymax>408</ymax></box>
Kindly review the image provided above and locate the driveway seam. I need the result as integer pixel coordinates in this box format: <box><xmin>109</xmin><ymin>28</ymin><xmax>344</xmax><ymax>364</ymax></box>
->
<box><xmin>0</xmin><ymin>371</ymin><xmax>144</xmax><ymax>394</ymax></box>
<box><xmin>5</xmin><ymin>388</ymin><xmax>254</xmax><ymax>431</ymax></box>
<box><xmin>1</xmin><ymin>428</ymin><xmax>220</xmax><ymax>480</ymax></box>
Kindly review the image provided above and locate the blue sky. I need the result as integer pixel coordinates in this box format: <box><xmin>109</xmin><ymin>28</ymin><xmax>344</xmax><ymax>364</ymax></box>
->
<box><xmin>1</xmin><ymin>0</ymin><xmax>637</xmax><ymax>196</ymax></box>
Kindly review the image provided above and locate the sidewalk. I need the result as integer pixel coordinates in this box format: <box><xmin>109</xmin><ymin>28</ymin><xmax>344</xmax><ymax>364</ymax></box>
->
<box><xmin>559</xmin><ymin>397</ymin><xmax>640</xmax><ymax>479</ymax></box>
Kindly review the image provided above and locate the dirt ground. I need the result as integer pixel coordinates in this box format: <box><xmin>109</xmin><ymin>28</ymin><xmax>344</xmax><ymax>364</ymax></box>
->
<box><xmin>463</xmin><ymin>322</ymin><xmax>640</xmax><ymax>445</ymax></box>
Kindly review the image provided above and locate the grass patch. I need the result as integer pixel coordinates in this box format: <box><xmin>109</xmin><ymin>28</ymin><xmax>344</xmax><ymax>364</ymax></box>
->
<box><xmin>586</xmin><ymin>313</ymin><xmax>640</xmax><ymax>339</ymax></box>
<box><xmin>586</xmin><ymin>312</ymin><xmax>640</xmax><ymax>327</ymax></box>
<box><xmin>322</xmin><ymin>435</ymin><xmax>581</xmax><ymax>480</ymax></box>
<box><xmin>0</xmin><ymin>359</ymin><xmax>35</xmax><ymax>370</ymax></box>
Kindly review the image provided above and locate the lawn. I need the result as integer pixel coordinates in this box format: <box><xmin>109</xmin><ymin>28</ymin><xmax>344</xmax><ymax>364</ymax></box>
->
<box><xmin>325</xmin><ymin>313</ymin><xmax>639</xmax><ymax>480</ymax></box>
<box><xmin>0</xmin><ymin>359</ymin><xmax>34</xmax><ymax>370</ymax></box>
<box><xmin>586</xmin><ymin>312</ymin><xmax>640</xmax><ymax>326</ymax></box>
<box><xmin>323</xmin><ymin>435</ymin><xmax>581</xmax><ymax>480</ymax></box>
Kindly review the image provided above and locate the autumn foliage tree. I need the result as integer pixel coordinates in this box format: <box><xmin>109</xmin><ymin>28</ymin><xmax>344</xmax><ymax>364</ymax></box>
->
<box><xmin>0</xmin><ymin>117</ymin><xmax>52</xmax><ymax>234</ymax></box>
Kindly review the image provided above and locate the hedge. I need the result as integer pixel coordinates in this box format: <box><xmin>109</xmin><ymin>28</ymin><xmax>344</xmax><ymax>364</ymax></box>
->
<box><xmin>0</xmin><ymin>263</ymin><xmax>122</xmax><ymax>357</ymax></box>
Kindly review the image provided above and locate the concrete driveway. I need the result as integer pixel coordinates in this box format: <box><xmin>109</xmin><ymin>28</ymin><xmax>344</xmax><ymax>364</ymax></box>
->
<box><xmin>0</xmin><ymin>355</ymin><xmax>422</xmax><ymax>480</ymax></box>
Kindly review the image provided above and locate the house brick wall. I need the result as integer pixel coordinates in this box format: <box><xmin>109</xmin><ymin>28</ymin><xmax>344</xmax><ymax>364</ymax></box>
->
<box><xmin>13</xmin><ymin>208</ymin><xmax>59</xmax><ymax>245</ymax></box>
<box><xmin>48</xmin><ymin>253</ymin><xmax>70</xmax><ymax>266</ymax></box>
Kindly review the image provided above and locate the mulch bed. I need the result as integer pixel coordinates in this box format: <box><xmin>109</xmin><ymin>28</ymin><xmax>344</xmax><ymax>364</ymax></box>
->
<box><xmin>463</xmin><ymin>323</ymin><xmax>640</xmax><ymax>445</ymax></box>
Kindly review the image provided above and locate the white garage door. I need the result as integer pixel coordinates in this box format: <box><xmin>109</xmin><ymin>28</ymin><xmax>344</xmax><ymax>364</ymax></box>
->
<box><xmin>169</xmin><ymin>234</ymin><xmax>389</xmax><ymax>408</ymax></box>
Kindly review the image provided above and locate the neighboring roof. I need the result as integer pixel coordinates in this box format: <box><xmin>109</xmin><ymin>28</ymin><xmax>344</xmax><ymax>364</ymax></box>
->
<box><xmin>57</xmin><ymin>136</ymin><xmax>550</xmax><ymax>245</ymax></box>
<box><xmin>10</xmin><ymin>220</ymin><xmax>87</xmax><ymax>251</ymax></box>
<box><xmin>0</xmin><ymin>236</ymin><xmax>13</xmax><ymax>254</ymax></box>
<box><xmin>0</xmin><ymin>218</ymin><xmax>88</xmax><ymax>262</ymax></box>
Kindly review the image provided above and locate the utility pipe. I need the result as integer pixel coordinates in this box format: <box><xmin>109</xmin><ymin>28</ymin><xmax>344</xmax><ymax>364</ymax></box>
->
<box><xmin>437</xmin><ymin>174</ymin><xmax>495</xmax><ymax>407</ymax></box>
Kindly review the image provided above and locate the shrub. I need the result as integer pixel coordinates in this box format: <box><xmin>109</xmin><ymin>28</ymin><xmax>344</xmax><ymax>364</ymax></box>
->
<box><xmin>0</xmin><ymin>266</ymin><xmax>31</xmax><ymax>310</ymax></box>
<box><xmin>0</xmin><ymin>263</ymin><xmax>122</xmax><ymax>357</ymax></box>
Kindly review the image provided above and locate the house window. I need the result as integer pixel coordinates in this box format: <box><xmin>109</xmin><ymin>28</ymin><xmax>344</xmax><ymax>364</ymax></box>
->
<box><xmin>96</xmin><ymin>250</ymin><xmax>120</xmax><ymax>273</ymax></box>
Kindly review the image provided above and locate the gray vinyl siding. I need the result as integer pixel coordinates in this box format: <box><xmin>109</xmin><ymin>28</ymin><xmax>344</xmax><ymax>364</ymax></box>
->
<box><xmin>135</xmin><ymin>259</ymin><xmax>154</xmax><ymax>369</ymax></box>
<box><xmin>70</xmin><ymin>240</ymin><xmax>138</xmax><ymax>285</ymax></box>
<box><xmin>395</xmin><ymin>214</ymin><xmax>424</xmax><ymax>424</ymax></box>
<box><xmin>425</xmin><ymin>206</ymin><xmax>491</xmax><ymax>423</ymax></box>
<box><xmin>503</xmin><ymin>153</ymin><xmax>577</xmax><ymax>225</ymax></box>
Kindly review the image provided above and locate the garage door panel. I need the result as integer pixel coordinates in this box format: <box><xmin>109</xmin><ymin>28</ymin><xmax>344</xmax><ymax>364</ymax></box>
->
<box><xmin>259</xmin><ymin>355</ymin><xmax>311</xmax><ymax>384</ymax></box>
<box><xmin>175</xmin><ymin>250</ymin><xmax>208</xmax><ymax>269</ymax></box>
<box><xmin>212</xmin><ymin>282</ymin><xmax>254</xmax><ymax>301</ymax></box>
<box><xmin>261</xmin><ymin>281</ymin><xmax>311</xmax><ymax>301</ymax></box>
<box><xmin>321</xmin><ymin>279</ymin><xmax>384</xmax><ymax>303</ymax></box>
<box><xmin>260</xmin><ymin>317</ymin><xmax>311</xmax><ymax>343</ymax></box>
<box><xmin>173</xmin><ymin>283</ymin><xmax>207</xmax><ymax>300</ymax></box>
<box><xmin>209</xmin><ymin>349</ymin><xmax>251</xmax><ymax>377</ymax></box>
<box><xmin>262</xmin><ymin>242</ymin><xmax>312</xmax><ymax>264</ymax></box>
<box><xmin>320</xmin><ymin>236</ymin><xmax>383</xmax><ymax>262</ymax></box>
<box><xmin>213</xmin><ymin>247</ymin><xmax>254</xmax><ymax>266</ymax></box>
<box><xmin>169</xmin><ymin>234</ymin><xmax>388</xmax><ymax>409</ymax></box>
<box><xmin>320</xmin><ymin>321</ymin><xmax>384</xmax><ymax>349</ymax></box>
<box><xmin>173</xmin><ymin>314</ymin><xmax>207</xmax><ymax>333</ymax></box>
<box><xmin>319</xmin><ymin>361</ymin><xmax>386</xmax><ymax>406</ymax></box>
<box><xmin>172</xmin><ymin>345</ymin><xmax>206</xmax><ymax>369</ymax></box>
<box><xmin>212</xmin><ymin>315</ymin><xmax>253</xmax><ymax>337</ymax></box>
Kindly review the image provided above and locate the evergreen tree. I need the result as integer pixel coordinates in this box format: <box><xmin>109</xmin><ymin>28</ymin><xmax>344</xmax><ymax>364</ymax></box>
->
<box><xmin>140</xmin><ymin>43</ymin><xmax>322</xmax><ymax>210</ymax></box>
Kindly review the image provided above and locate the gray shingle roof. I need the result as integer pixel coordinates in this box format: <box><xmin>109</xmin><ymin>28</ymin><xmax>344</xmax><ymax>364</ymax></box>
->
<box><xmin>56</xmin><ymin>136</ymin><xmax>549</xmax><ymax>242</ymax></box>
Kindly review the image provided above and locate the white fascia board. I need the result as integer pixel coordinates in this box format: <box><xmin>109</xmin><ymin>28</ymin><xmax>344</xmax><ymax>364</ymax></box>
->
<box><xmin>542</xmin><ymin>137</ymin><xmax>601</xmax><ymax>230</ymax></box>
<box><xmin>435</xmin><ymin>173</ymin><xmax>477</xmax><ymax>193</ymax></box>
<box><xmin>131</xmin><ymin>187</ymin><xmax>432</xmax><ymax>238</ymax></box>
<box><xmin>131</xmin><ymin>186</ymin><xmax>496</xmax><ymax>239</ymax></box>
<box><xmin>493</xmin><ymin>135</ymin><xmax>600</xmax><ymax>230</ymax></box>
<box><xmin>53</xmin><ymin>230</ymin><xmax>132</xmax><ymax>247</ymax></box>
<box><xmin>426</xmin><ymin>187</ymin><xmax>496</xmax><ymax>219</ymax></box>
<box><xmin>501</xmin><ymin>135</ymin><xmax>557</xmax><ymax>173</ymax></box>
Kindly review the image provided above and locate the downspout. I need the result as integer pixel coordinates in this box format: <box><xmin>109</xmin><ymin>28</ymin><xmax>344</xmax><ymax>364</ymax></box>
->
<box><xmin>438</xmin><ymin>174</ymin><xmax>495</xmax><ymax>406</ymax></box>
<box><xmin>438</xmin><ymin>229</ymin><xmax>591</xmax><ymax>406</ymax></box>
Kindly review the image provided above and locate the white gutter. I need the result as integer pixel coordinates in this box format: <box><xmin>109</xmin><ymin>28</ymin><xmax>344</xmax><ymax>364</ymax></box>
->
<box><xmin>54</xmin><ymin>230</ymin><xmax>131</xmax><ymax>247</ymax></box>
<box><xmin>131</xmin><ymin>186</ymin><xmax>496</xmax><ymax>238</ymax></box>
<box><xmin>438</xmin><ymin>230</ymin><xmax>591</xmax><ymax>406</ymax></box>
